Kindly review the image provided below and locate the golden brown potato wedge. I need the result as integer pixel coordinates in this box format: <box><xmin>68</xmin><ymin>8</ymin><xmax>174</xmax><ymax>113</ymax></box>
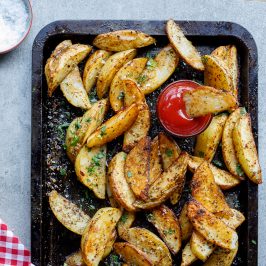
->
<box><xmin>183</xmin><ymin>86</ymin><xmax>237</xmax><ymax>117</ymax></box>
<box><xmin>149</xmin><ymin>136</ymin><xmax>163</xmax><ymax>185</ymax></box>
<box><xmin>227</xmin><ymin>45</ymin><xmax>238</xmax><ymax>97</ymax></box>
<box><xmin>181</xmin><ymin>242</ymin><xmax>198</xmax><ymax>266</ymax></box>
<box><xmin>125</xmin><ymin>137</ymin><xmax>150</xmax><ymax>200</ymax></box>
<box><xmin>211</xmin><ymin>45</ymin><xmax>229</xmax><ymax>62</ymax></box>
<box><xmin>188</xmin><ymin>156</ymin><xmax>241</xmax><ymax>190</ymax></box>
<box><xmin>191</xmin><ymin>161</ymin><xmax>231</xmax><ymax>215</ymax></box>
<box><xmin>87</xmin><ymin>103</ymin><xmax>139</xmax><ymax>148</ymax></box>
<box><xmin>106</xmin><ymin>178</ymin><xmax>121</xmax><ymax>209</ymax></box>
<box><xmin>60</xmin><ymin>66</ymin><xmax>91</xmax><ymax>109</ymax></box>
<box><xmin>123</xmin><ymin>80</ymin><xmax>150</xmax><ymax>152</ymax></box>
<box><xmin>49</xmin><ymin>190</ymin><xmax>90</xmax><ymax>235</ymax></box>
<box><xmin>93</xmin><ymin>30</ymin><xmax>155</xmax><ymax>52</ymax></box>
<box><xmin>96</xmin><ymin>49</ymin><xmax>137</xmax><ymax>98</ymax></box>
<box><xmin>147</xmin><ymin>205</ymin><xmax>182</xmax><ymax>254</ymax></box>
<box><xmin>50</xmin><ymin>40</ymin><xmax>72</xmax><ymax>57</ymax></box>
<box><xmin>75</xmin><ymin>145</ymin><xmax>107</xmax><ymax>199</ymax></box>
<box><xmin>83</xmin><ymin>50</ymin><xmax>112</xmax><ymax>93</ymax></box>
<box><xmin>139</xmin><ymin>45</ymin><xmax>179</xmax><ymax>95</ymax></box>
<box><xmin>187</xmin><ymin>200</ymin><xmax>238</xmax><ymax>250</ymax></box>
<box><xmin>203</xmin><ymin>54</ymin><xmax>233</xmax><ymax>92</ymax></box>
<box><xmin>121</xmin><ymin>227</ymin><xmax>172</xmax><ymax>266</ymax></box>
<box><xmin>110</xmin><ymin>57</ymin><xmax>148</xmax><ymax>112</ymax></box>
<box><xmin>216</xmin><ymin>208</ymin><xmax>245</xmax><ymax>229</ymax></box>
<box><xmin>65</xmin><ymin>250</ymin><xmax>86</xmax><ymax>266</ymax></box>
<box><xmin>81</xmin><ymin>207</ymin><xmax>122</xmax><ymax>266</ymax></box>
<box><xmin>45</xmin><ymin>43</ymin><xmax>92</xmax><ymax>96</ymax></box>
<box><xmin>179</xmin><ymin>203</ymin><xmax>193</xmax><ymax>242</ymax></box>
<box><xmin>194</xmin><ymin>113</ymin><xmax>228</xmax><ymax>161</ymax></box>
<box><xmin>108</xmin><ymin>152</ymin><xmax>137</xmax><ymax>211</ymax></box>
<box><xmin>233</xmin><ymin>113</ymin><xmax>262</xmax><ymax>184</ymax></box>
<box><xmin>102</xmin><ymin>229</ymin><xmax>117</xmax><ymax>259</ymax></box>
<box><xmin>117</xmin><ymin>211</ymin><xmax>136</xmax><ymax>238</ymax></box>
<box><xmin>166</xmin><ymin>19</ymin><xmax>204</xmax><ymax>71</ymax></box>
<box><xmin>114</xmin><ymin>242</ymin><xmax>153</xmax><ymax>266</ymax></box>
<box><xmin>222</xmin><ymin>108</ymin><xmax>245</xmax><ymax>179</ymax></box>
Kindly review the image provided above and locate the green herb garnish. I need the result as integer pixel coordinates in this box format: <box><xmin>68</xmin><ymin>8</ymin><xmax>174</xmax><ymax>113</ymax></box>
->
<box><xmin>236</xmin><ymin>164</ymin><xmax>244</xmax><ymax>176</ymax></box>
<box><xmin>164</xmin><ymin>228</ymin><xmax>175</xmax><ymax>235</ymax></box>
<box><xmin>70</xmin><ymin>135</ymin><xmax>79</xmax><ymax>146</ymax></box>
<box><xmin>57</xmin><ymin>122</ymin><xmax>70</xmax><ymax>139</ymax></box>
<box><xmin>202</xmin><ymin>56</ymin><xmax>208</xmax><ymax>64</ymax></box>
<box><xmin>127</xmin><ymin>171</ymin><xmax>133</xmax><ymax>178</ymax></box>
<box><xmin>75</xmin><ymin>121</ymin><xmax>81</xmax><ymax>130</ymax></box>
<box><xmin>109</xmin><ymin>254</ymin><xmax>120</xmax><ymax>266</ymax></box>
<box><xmin>198</xmin><ymin>151</ymin><xmax>205</xmax><ymax>158</ymax></box>
<box><xmin>120</xmin><ymin>213</ymin><xmax>128</xmax><ymax>223</ymax></box>
<box><xmin>166</xmin><ymin>149</ymin><xmax>173</xmax><ymax>157</ymax></box>
<box><xmin>240</xmin><ymin>107</ymin><xmax>247</xmax><ymax>115</ymax></box>
<box><xmin>117</xmin><ymin>91</ymin><xmax>125</xmax><ymax>100</ymax></box>
<box><xmin>60</xmin><ymin>168</ymin><xmax>67</xmax><ymax>176</ymax></box>
<box><xmin>146</xmin><ymin>213</ymin><xmax>154</xmax><ymax>221</ymax></box>
<box><xmin>146</xmin><ymin>58</ymin><xmax>157</xmax><ymax>69</ymax></box>
<box><xmin>137</xmin><ymin>74</ymin><xmax>147</xmax><ymax>85</ymax></box>
<box><xmin>100</xmin><ymin>125</ymin><xmax>107</xmax><ymax>137</ymax></box>
<box><xmin>86</xmin><ymin>118</ymin><xmax>92</xmax><ymax>123</ymax></box>
<box><xmin>212</xmin><ymin>159</ymin><xmax>223</xmax><ymax>168</ymax></box>
<box><xmin>251</xmin><ymin>239</ymin><xmax>257</xmax><ymax>245</ymax></box>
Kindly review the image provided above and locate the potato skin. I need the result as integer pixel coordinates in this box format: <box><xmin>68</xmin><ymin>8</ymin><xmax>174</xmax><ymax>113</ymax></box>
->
<box><xmin>179</xmin><ymin>203</ymin><xmax>193</xmax><ymax>242</ymax></box>
<box><xmin>181</xmin><ymin>242</ymin><xmax>197</xmax><ymax>266</ymax></box>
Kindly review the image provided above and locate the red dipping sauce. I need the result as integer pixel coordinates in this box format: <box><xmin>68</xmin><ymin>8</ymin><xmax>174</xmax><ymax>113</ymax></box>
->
<box><xmin>157</xmin><ymin>80</ymin><xmax>212</xmax><ymax>137</ymax></box>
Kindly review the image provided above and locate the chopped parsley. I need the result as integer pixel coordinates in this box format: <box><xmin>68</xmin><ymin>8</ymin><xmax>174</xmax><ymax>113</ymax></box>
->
<box><xmin>88</xmin><ymin>204</ymin><xmax>96</xmax><ymax>211</ymax></box>
<box><xmin>146</xmin><ymin>58</ymin><xmax>157</xmax><ymax>69</ymax></box>
<box><xmin>57</xmin><ymin>122</ymin><xmax>70</xmax><ymax>139</ymax></box>
<box><xmin>86</xmin><ymin>117</ymin><xmax>92</xmax><ymax>123</ymax></box>
<box><xmin>137</xmin><ymin>74</ymin><xmax>147</xmax><ymax>85</ymax></box>
<box><xmin>120</xmin><ymin>213</ymin><xmax>128</xmax><ymax>223</ymax></box>
<box><xmin>201</xmin><ymin>56</ymin><xmax>208</xmax><ymax>64</ymax></box>
<box><xmin>240</xmin><ymin>107</ymin><xmax>247</xmax><ymax>115</ymax></box>
<box><xmin>236</xmin><ymin>164</ymin><xmax>244</xmax><ymax>176</ymax></box>
<box><xmin>146</xmin><ymin>51</ymin><xmax>154</xmax><ymax>59</ymax></box>
<box><xmin>164</xmin><ymin>228</ymin><xmax>175</xmax><ymax>235</ymax></box>
<box><xmin>146</xmin><ymin>213</ymin><xmax>154</xmax><ymax>221</ymax></box>
<box><xmin>63</xmin><ymin>143</ymin><xmax>67</xmax><ymax>150</ymax></box>
<box><xmin>100</xmin><ymin>125</ymin><xmax>107</xmax><ymax>137</ymax></box>
<box><xmin>109</xmin><ymin>254</ymin><xmax>120</xmax><ymax>266</ymax></box>
<box><xmin>89</xmin><ymin>91</ymin><xmax>98</xmax><ymax>103</ymax></box>
<box><xmin>75</xmin><ymin>121</ymin><xmax>81</xmax><ymax>130</ymax></box>
<box><xmin>212</xmin><ymin>159</ymin><xmax>223</xmax><ymax>168</ymax></box>
<box><xmin>87</xmin><ymin>151</ymin><xmax>105</xmax><ymax>175</ymax></box>
<box><xmin>198</xmin><ymin>151</ymin><xmax>205</xmax><ymax>158</ymax></box>
<box><xmin>251</xmin><ymin>239</ymin><xmax>257</xmax><ymax>245</ymax></box>
<box><xmin>59</xmin><ymin>168</ymin><xmax>67</xmax><ymax>176</ymax></box>
<box><xmin>117</xmin><ymin>91</ymin><xmax>125</xmax><ymax>100</ymax></box>
<box><xmin>166</xmin><ymin>149</ymin><xmax>173</xmax><ymax>157</ymax></box>
<box><xmin>70</xmin><ymin>135</ymin><xmax>79</xmax><ymax>146</ymax></box>
<box><xmin>127</xmin><ymin>171</ymin><xmax>133</xmax><ymax>178</ymax></box>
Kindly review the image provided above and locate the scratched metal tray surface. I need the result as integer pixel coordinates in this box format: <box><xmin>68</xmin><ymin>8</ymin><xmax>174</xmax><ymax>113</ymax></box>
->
<box><xmin>31</xmin><ymin>20</ymin><xmax>258</xmax><ymax>266</ymax></box>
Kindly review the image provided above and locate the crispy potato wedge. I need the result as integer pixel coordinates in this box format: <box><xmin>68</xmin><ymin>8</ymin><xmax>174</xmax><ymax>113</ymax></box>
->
<box><xmin>211</xmin><ymin>45</ymin><xmax>229</xmax><ymax>61</ymax></box>
<box><xmin>203</xmin><ymin>54</ymin><xmax>233</xmax><ymax>92</ymax></box>
<box><xmin>194</xmin><ymin>113</ymin><xmax>228</xmax><ymax>161</ymax></box>
<box><xmin>121</xmin><ymin>227</ymin><xmax>172</xmax><ymax>266</ymax></box>
<box><xmin>227</xmin><ymin>45</ymin><xmax>239</xmax><ymax>97</ymax></box>
<box><xmin>45</xmin><ymin>43</ymin><xmax>92</xmax><ymax>96</ymax></box>
<box><xmin>125</xmin><ymin>137</ymin><xmax>150</xmax><ymax>200</ymax></box>
<box><xmin>108</xmin><ymin>152</ymin><xmax>137</xmax><ymax>211</ymax></box>
<box><xmin>149</xmin><ymin>136</ymin><xmax>163</xmax><ymax>185</ymax></box>
<box><xmin>181</xmin><ymin>242</ymin><xmax>198</xmax><ymax>266</ymax></box>
<box><xmin>96</xmin><ymin>49</ymin><xmax>137</xmax><ymax>98</ymax></box>
<box><xmin>166</xmin><ymin>19</ymin><xmax>204</xmax><ymax>71</ymax></box>
<box><xmin>184</xmin><ymin>86</ymin><xmax>238</xmax><ymax>117</ymax></box>
<box><xmin>188</xmin><ymin>156</ymin><xmax>241</xmax><ymax>189</ymax></box>
<box><xmin>191</xmin><ymin>161</ymin><xmax>231</xmax><ymax>215</ymax></box>
<box><xmin>102</xmin><ymin>229</ymin><xmax>117</xmax><ymax>259</ymax></box>
<box><xmin>110</xmin><ymin>57</ymin><xmax>148</xmax><ymax>112</ymax></box>
<box><xmin>216</xmin><ymin>208</ymin><xmax>245</xmax><ymax>229</ymax></box>
<box><xmin>49</xmin><ymin>190</ymin><xmax>90</xmax><ymax>235</ymax></box>
<box><xmin>187</xmin><ymin>200</ymin><xmax>238</xmax><ymax>250</ymax></box>
<box><xmin>106</xmin><ymin>178</ymin><xmax>121</xmax><ymax>209</ymax></box>
<box><xmin>222</xmin><ymin>108</ymin><xmax>245</xmax><ymax>179</ymax></box>
<box><xmin>147</xmin><ymin>205</ymin><xmax>182</xmax><ymax>254</ymax></box>
<box><xmin>123</xmin><ymin>80</ymin><xmax>150</xmax><ymax>152</ymax></box>
<box><xmin>60</xmin><ymin>66</ymin><xmax>91</xmax><ymax>109</ymax></box>
<box><xmin>83</xmin><ymin>50</ymin><xmax>112</xmax><ymax>93</ymax></box>
<box><xmin>179</xmin><ymin>203</ymin><xmax>193</xmax><ymax>242</ymax></box>
<box><xmin>81</xmin><ymin>207</ymin><xmax>122</xmax><ymax>266</ymax></box>
<box><xmin>133</xmin><ymin>199</ymin><xmax>165</xmax><ymax>210</ymax></box>
<box><xmin>87</xmin><ymin>103</ymin><xmax>139</xmax><ymax>148</ymax></box>
<box><xmin>65</xmin><ymin>251</ymin><xmax>86</xmax><ymax>266</ymax></box>
<box><xmin>93</xmin><ymin>30</ymin><xmax>155</xmax><ymax>52</ymax></box>
<box><xmin>203</xmin><ymin>244</ymin><xmax>238</xmax><ymax>266</ymax></box>
<box><xmin>117</xmin><ymin>211</ymin><xmax>136</xmax><ymax>238</ymax></box>
<box><xmin>139</xmin><ymin>45</ymin><xmax>179</xmax><ymax>95</ymax></box>
<box><xmin>114</xmin><ymin>242</ymin><xmax>153</xmax><ymax>266</ymax></box>
<box><xmin>75</xmin><ymin>145</ymin><xmax>107</xmax><ymax>199</ymax></box>
<box><xmin>50</xmin><ymin>40</ymin><xmax>72</xmax><ymax>57</ymax></box>
<box><xmin>233</xmin><ymin>113</ymin><xmax>262</xmax><ymax>184</ymax></box>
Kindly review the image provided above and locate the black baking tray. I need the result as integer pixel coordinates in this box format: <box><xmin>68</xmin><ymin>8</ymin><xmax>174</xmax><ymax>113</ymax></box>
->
<box><xmin>31</xmin><ymin>20</ymin><xmax>258</xmax><ymax>266</ymax></box>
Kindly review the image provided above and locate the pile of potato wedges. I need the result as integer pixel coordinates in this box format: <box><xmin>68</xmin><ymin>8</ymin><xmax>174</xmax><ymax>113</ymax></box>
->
<box><xmin>45</xmin><ymin>19</ymin><xmax>262</xmax><ymax>266</ymax></box>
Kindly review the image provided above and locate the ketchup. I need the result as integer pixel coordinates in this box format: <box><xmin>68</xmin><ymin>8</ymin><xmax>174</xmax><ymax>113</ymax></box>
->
<box><xmin>157</xmin><ymin>80</ymin><xmax>212</xmax><ymax>137</ymax></box>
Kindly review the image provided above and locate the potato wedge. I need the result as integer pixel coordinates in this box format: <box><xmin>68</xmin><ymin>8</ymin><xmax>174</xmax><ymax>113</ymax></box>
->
<box><xmin>166</xmin><ymin>19</ymin><xmax>204</xmax><ymax>71</ymax></box>
<box><xmin>106</xmin><ymin>178</ymin><xmax>121</xmax><ymax>209</ymax></box>
<box><xmin>75</xmin><ymin>145</ymin><xmax>107</xmax><ymax>199</ymax></box>
<box><xmin>216</xmin><ymin>208</ymin><xmax>245</xmax><ymax>229</ymax></box>
<box><xmin>114</xmin><ymin>242</ymin><xmax>153</xmax><ymax>266</ymax></box>
<box><xmin>203</xmin><ymin>244</ymin><xmax>238</xmax><ymax>266</ymax></box>
<box><xmin>102</xmin><ymin>229</ymin><xmax>117</xmax><ymax>259</ymax></box>
<box><xmin>50</xmin><ymin>40</ymin><xmax>72</xmax><ymax>57</ymax></box>
<box><xmin>227</xmin><ymin>45</ymin><xmax>238</xmax><ymax>97</ymax></box>
<box><xmin>83</xmin><ymin>50</ymin><xmax>112</xmax><ymax>93</ymax></box>
<box><xmin>123</xmin><ymin>80</ymin><xmax>151</xmax><ymax>152</ymax></box>
<box><xmin>45</xmin><ymin>43</ymin><xmax>92</xmax><ymax>96</ymax></box>
<box><xmin>149</xmin><ymin>136</ymin><xmax>163</xmax><ymax>185</ymax></box>
<box><xmin>191</xmin><ymin>161</ymin><xmax>231</xmax><ymax>215</ymax></box>
<box><xmin>108</xmin><ymin>152</ymin><xmax>137</xmax><ymax>211</ymax></box>
<box><xmin>211</xmin><ymin>45</ymin><xmax>229</xmax><ymax>62</ymax></box>
<box><xmin>147</xmin><ymin>205</ymin><xmax>182</xmax><ymax>254</ymax></box>
<box><xmin>139</xmin><ymin>45</ymin><xmax>179</xmax><ymax>95</ymax></box>
<box><xmin>65</xmin><ymin>251</ymin><xmax>86</xmax><ymax>266</ymax></box>
<box><xmin>81</xmin><ymin>207</ymin><xmax>122</xmax><ymax>266</ymax></box>
<box><xmin>93</xmin><ymin>30</ymin><xmax>155</xmax><ymax>52</ymax></box>
<box><xmin>203</xmin><ymin>54</ymin><xmax>233</xmax><ymax>92</ymax></box>
<box><xmin>60</xmin><ymin>66</ymin><xmax>91</xmax><ymax>109</ymax></box>
<box><xmin>49</xmin><ymin>190</ymin><xmax>90</xmax><ymax>235</ymax></box>
<box><xmin>125</xmin><ymin>137</ymin><xmax>150</xmax><ymax>200</ymax></box>
<box><xmin>121</xmin><ymin>227</ymin><xmax>172</xmax><ymax>266</ymax></box>
<box><xmin>188</xmin><ymin>156</ymin><xmax>241</xmax><ymax>189</ymax></box>
<box><xmin>222</xmin><ymin>108</ymin><xmax>245</xmax><ymax>179</ymax></box>
<box><xmin>110</xmin><ymin>57</ymin><xmax>148</xmax><ymax>112</ymax></box>
<box><xmin>183</xmin><ymin>86</ymin><xmax>238</xmax><ymax>117</ymax></box>
<box><xmin>159</xmin><ymin>132</ymin><xmax>181</xmax><ymax>171</ymax></box>
<box><xmin>187</xmin><ymin>200</ymin><xmax>238</xmax><ymax>250</ymax></box>
<box><xmin>179</xmin><ymin>203</ymin><xmax>193</xmax><ymax>242</ymax></box>
<box><xmin>86</xmin><ymin>103</ymin><xmax>139</xmax><ymax>148</ymax></box>
<box><xmin>233</xmin><ymin>113</ymin><xmax>262</xmax><ymax>184</ymax></box>
<box><xmin>117</xmin><ymin>211</ymin><xmax>136</xmax><ymax>238</ymax></box>
<box><xmin>194</xmin><ymin>113</ymin><xmax>228</xmax><ymax>161</ymax></box>
<box><xmin>96</xmin><ymin>49</ymin><xmax>137</xmax><ymax>98</ymax></box>
<box><xmin>181</xmin><ymin>242</ymin><xmax>197</xmax><ymax>266</ymax></box>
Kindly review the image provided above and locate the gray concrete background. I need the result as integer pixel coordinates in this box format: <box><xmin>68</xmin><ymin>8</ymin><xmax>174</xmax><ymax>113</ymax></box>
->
<box><xmin>0</xmin><ymin>0</ymin><xmax>265</xmax><ymax>264</ymax></box>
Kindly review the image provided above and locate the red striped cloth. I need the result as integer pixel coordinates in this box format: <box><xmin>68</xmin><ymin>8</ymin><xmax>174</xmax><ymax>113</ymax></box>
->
<box><xmin>0</xmin><ymin>219</ymin><xmax>31</xmax><ymax>266</ymax></box>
